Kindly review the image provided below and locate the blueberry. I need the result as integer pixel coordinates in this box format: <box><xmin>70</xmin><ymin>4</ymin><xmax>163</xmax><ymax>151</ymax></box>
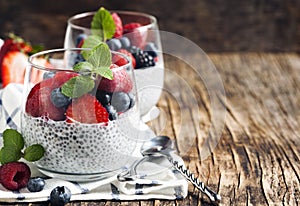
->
<box><xmin>106</xmin><ymin>39</ymin><xmax>122</xmax><ymax>51</ymax></box>
<box><xmin>96</xmin><ymin>91</ymin><xmax>112</xmax><ymax>106</ymax></box>
<box><xmin>27</xmin><ymin>177</ymin><xmax>45</xmax><ymax>192</ymax></box>
<box><xmin>43</xmin><ymin>71</ymin><xmax>55</xmax><ymax>80</ymax></box>
<box><xmin>144</xmin><ymin>42</ymin><xmax>158</xmax><ymax>57</ymax></box>
<box><xmin>128</xmin><ymin>92</ymin><xmax>135</xmax><ymax>109</ymax></box>
<box><xmin>51</xmin><ymin>88</ymin><xmax>71</xmax><ymax>108</ymax></box>
<box><xmin>76</xmin><ymin>33</ymin><xmax>87</xmax><ymax>47</ymax></box>
<box><xmin>50</xmin><ymin>186</ymin><xmax>71</xmax><ymax>206</ymax></box>
<box><xmin>111</xmin><ymin>92</ymin><xmax>131</xmax><ymax>113</ymax></box>
<box><xmin>105</xmin><ymin>105</ymin><xmax>118</xmax><ymax>120</ymax></box>
<box><xmin>119</xmin><ymin>36</ymin><xmax>131</xmax><ymax>49</ymax></box>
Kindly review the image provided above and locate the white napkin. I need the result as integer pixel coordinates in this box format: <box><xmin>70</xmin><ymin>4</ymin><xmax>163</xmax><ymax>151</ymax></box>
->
<box><xmin>0</xmin><ymin>83</ymin><xmax>188</xmax><ymax>203</ymax></box>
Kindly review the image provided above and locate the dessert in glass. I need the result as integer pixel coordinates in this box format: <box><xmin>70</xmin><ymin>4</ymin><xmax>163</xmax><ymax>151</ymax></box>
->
<box><xmin>21</xmin><ymin>45</ymin><xmax>141</xmax><ymax>181</ymax></box>
<box><xmin>64</xmin><ymin>8</ymin><xmax>164</xmax><ymax>116</ymax></box>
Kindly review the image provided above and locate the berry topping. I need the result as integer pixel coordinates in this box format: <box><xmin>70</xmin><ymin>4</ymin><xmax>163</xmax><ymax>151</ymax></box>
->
<box><xmin>107</xmin><ymin>38</ymin><xmax>122</xmax><ymax>51</ymax></box>
<box><xmin>50</xmin><ymin>186</ymin><xmax>72</xmax><ymax>206</ymax></box>
<box><xmin>144</xmin><ymin>42</ymin><xmax>158</xmax><ymax>58</ymax></box>
<box><xmin>27</xmin><ymin>177</ymin><xmax>45</xmax><ymax>192</ymax></box>
<box><xmin>132</xmin><ymin>49</ymin><xmax>155</xmax><ymax>69</ymax></box>
<box><xmin>111</xmin><ymin>92</ymin><xmax>131</xmax><ymax>113</ymax></box>
<box><xmin>51</xmin><ymin>88</ymin><xmax>71</xmax><ymax>108</ymax></box>
<box><xmin>66</xmin><ymin>94</ymin><xmax>109</xmax><ymax>124</ymax></box>
<box><xmin>43</xmin><ymin>71</ymin><xmax>55</xmax><ymax>80</ymax></box>
<box><xmin>123</xmin><ymin>23</ymin><xmax>145</xmax><ymax>48</ymax></box>
<box><xmin>112</xmin><ymin>12</ymin><xmax>123</xmax><ymax>38</ymax></box>
<box><xmin>105</xmin><ymin>105</ymin><xmax>118</xmax><ymax>120</ymax></box>
<box><xmin>96</xmin><ymin>90</ymin><xmax>112</xmax><ymax>106</ymax></box>
<box><xmin>0</xmin><ymin>162</ymin><xmax>31</xmax><ymax>191</ymax></box>
<box><xmin>76</xmin><ymin>33</ymin><xmax>87</xmax><ymax>47</ymax></box>
<box><xmin>114</xmin><ymin>49</ymin><xmax>136</xmax><ymax>68</ymax></box>
<box><xmin>119</xmin><ymin>36</ymin><xmax>131</xmax><ymax>49</ymax></box>
<box><xmin>98</xmin><ymin>66</ymin><xmax>133</xmax><ymax>93</ymax></box>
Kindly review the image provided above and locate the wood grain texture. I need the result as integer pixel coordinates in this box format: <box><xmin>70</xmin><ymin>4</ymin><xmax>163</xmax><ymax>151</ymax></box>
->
<box><xmin>1</xmin><ymin>53</ymin><xmax>299</xmax><ymax>205</ymax></box>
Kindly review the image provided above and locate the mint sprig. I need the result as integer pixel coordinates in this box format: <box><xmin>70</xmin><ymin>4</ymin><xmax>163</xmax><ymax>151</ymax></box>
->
<box><xmin>62</xmin><ymin>42</ymin><xmax>113</xmax><ymax>98</ymax></box>
<box><xmin>0</xmin><ymin>129</ymin><xmax>45</xmax><ymax>165</ymax></box>
<box><xmin>91</xmin><ymin>7</ymin><xmax>116</xmax><ymax>42</ymax></box>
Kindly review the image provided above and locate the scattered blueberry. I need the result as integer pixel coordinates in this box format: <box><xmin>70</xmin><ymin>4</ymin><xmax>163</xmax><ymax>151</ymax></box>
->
<box><xmin>119</xmin><ymin>36</ymin><xmax>131</xmax><ymax>49</ymax></box>
<box><xmin>111</xmin><ymin>92</ymin><xmax>131</xmax><ymax>113</ymax></box>
<box><xmin>144</xmin><ymin>42</ymin><xmax>158</xmax><ymax>58</ymax></box>
<box><xmin>50</xmin><ymin>186</ymin><xmax>71</xmax><ymax>206</ymax></box>
<box><xmin>51</xmin><ymin>88</ymin><xmax>71</xmax><ymax>108</ymax></box>
<box><xmin>27</xmin><ymin>177</ymin><xmax>45</xmax><ymax>192</ymax></box>
<box><xmin>43</xmin><ymin>71</ymin><xmax>55</xmax><ymax>80</ymax></box>
<box><xmin>76</xmin><ymin>33</ymin><xmax>87</xmax><ymax>47</ymax></box>
<box><xmin>105</xmin><ymin>105</ymin><xmax>118</xmax><ymax>120</ymax></box>
<box><xmin>106</xmin><ymin>38</ymin><xmax>122</xmax><ymax>51</ymax></box>
<box><xmin>96</xmin><ymin>91</ymin><xmax>112</xmax><ymax>106</ymax></box>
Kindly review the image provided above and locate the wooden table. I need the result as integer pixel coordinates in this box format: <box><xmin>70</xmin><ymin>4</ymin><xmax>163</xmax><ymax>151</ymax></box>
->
<box><xmin>8</xmin><ymin>53</ymin><xmax>300</xmax><ymax>205</ymax></box>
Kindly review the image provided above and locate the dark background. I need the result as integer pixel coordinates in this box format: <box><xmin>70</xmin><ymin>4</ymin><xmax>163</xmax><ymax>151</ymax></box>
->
<box><xmin>0</xmin><ymin>0</ymin><xmax>299</xmax><ymax>52</ymax></box>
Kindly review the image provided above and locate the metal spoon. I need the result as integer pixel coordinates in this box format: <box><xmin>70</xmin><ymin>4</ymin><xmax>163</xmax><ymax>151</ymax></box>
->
<box><xmin>118</xmin><ymin>136</ymin><xmax>221</xmax><ymax>203</ymax></box>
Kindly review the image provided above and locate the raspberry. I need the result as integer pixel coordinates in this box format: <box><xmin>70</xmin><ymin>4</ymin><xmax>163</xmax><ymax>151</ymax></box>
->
<box><xmin>112</xmin><ymin>13</ymin><xmax>123</xmax><ymax>38</ymax></box>
<box><xmin>123</xmin><ymin>23</ymin><xmax>145</xmax><ymax>48</ymax></box>
<box><xmin>66</xmin><ymin>94</ymin><xmax>109</xmax><ymax>124</ymax></box>
<box><xmin>114</xmin><ymin>49</ymin><xmax>136</xmax><ymax>68</ymax></box>
<box><xmin>0</xmin><ymin>162</ymin><xmax>31</xmax><ymax>191</ymax></box>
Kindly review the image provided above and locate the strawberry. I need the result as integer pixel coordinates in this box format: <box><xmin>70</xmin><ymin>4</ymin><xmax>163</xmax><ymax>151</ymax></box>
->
<box><xmin>0</xmin><ymin>33</ymin><xmax>44</xmax><ymax>88</ymax></box>
<box><xmin>66</xmin><ymin>94</ymin><xmax>109</xmax><ymax>124</ymax></box>
<box><xmin>123</xmin><ymin>23</ymin><xmax>146</xmax><ymax>48</ymax></box>
<box><xmin>25</xmin><ymin>71</ymin><xmax>78</xmax><ymax>121</ymax></box>
<box><xmin>98</xmin><ymin>64</ymin><xmax>133</xmax><ymax>93</ymax></box>
<box><xmin>1</xmin><ymin>51</ymin><xmax>28</xmax><ymax>87</ymax></box>
<box><xmin>114</xmin><ymin>49</ymin><xmax>136</xmax><ymax>68</ymax></box>
<box><xmin>112</xmin><ymin>12</ymin><xmax>123</xmax><ymax>38</ymax></box>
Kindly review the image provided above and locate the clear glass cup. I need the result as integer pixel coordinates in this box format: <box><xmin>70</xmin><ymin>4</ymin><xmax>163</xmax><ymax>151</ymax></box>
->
<box><xmin>64</xmin><ymin>11</ymin><xmax>164</xmax><ymax>117</ymax></box>
<box><xmin>21</xmin><ymin>48</ymin><xmax>141</xmax><ymax>181</ymax></box>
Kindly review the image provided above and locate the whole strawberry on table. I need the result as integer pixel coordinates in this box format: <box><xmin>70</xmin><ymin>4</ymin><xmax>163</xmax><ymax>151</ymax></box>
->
<box><xmin>0</xmin><ymin>33</ymin><xmax>45</xmax><ymax>88</ymax></box>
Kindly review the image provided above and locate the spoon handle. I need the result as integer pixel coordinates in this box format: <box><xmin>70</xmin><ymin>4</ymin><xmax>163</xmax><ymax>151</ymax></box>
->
<box><xmin>167</xmin><ymin>156</ymin><xmax>221</xmax><ymax>203</ymax></box>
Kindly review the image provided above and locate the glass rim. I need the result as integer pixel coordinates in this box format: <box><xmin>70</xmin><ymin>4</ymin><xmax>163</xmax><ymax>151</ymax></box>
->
<box><xmin>67</xmin><ymin>10</ymin><xmax>157</xmax><ymax>32</ymax></box>
<box><xmin>28</xmin><ymin>47</ymin><xmax>132</xmax><ymax>71</ymax></box>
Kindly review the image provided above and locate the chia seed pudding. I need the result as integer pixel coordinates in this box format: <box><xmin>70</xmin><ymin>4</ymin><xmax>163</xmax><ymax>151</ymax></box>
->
<box><xmin>21</xmin><ymin>107</ymin><xmax>140</xmax><ymax>176</ymax></box>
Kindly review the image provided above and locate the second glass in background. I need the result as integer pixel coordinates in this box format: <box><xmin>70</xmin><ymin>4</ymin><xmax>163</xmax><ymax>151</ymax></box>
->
<box><xmin>64</xmin><ymin>10</ymin><xmax>164</xmax><ymax>117</ymax></box>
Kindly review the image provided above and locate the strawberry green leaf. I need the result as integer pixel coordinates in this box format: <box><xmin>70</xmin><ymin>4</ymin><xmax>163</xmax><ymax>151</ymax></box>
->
<box><xmin>91</xmin><ymin>7</ymin><xmax>116</xmax><ymax>41</ymax></box>
<box><xmin>0</xmin><ymin>146</ymin><xmax>22</xmax><ymax>164</ymax></box>
<box><xmin>81</xmin><ymin>35</ymin><xmax>103</xmax><ymax>59</ymax></box>
<box><xmin>87</xmin><ymin>43</ymin><xmax>111</xmax><ymax>68</ymax></box>
<box><xmin>3</xmin><ymin>129</ymin><xmax>24</xmax><ymax>151</ymax></box>
<box><xmin>92</xmin><ymin>66</ymin><xmax>113</xmax><ymax>80</ymax></box>
<box><xmin>23</xmin><ymin>144</ymin><xmax>45</xmax><ymax>162</ymax></box>
<box><xmin>61</xmin><ymin>76</ymin><xmax>95</xmax><ymax>98</ymax></box>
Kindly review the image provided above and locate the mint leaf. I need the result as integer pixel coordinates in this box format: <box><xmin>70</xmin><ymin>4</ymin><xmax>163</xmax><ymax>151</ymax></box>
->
<box><xmin>91</xmin><ymin>7</ymin><xmax>116</xmax><ymax>41</ymax></box>
<box><xmin>23</xmin><ymin>144</ymin><xmax>45</xmax><ymax>162</ymax></box>
<box><xmin>3</xmin><ymin>129</ymin><xmax>24</xmax><ymax>151</ymax></box>
<box><xmin>92</xmin><ymin>66</ymin><xmax>113</xmax><ymax>80</ymax></box>
<box><xmin>81</xmin><ymin>35</ymin><xmax>103</xmax><ymax>59</ymax></box>
<box><xmin>73</xmin><ymin>61</ymin><xmax>94</xmax><ymax>74</ymax></box>
<box><xmin>61</xmin><ymin>76</ymin><xmax>95</xmax><ymax>98</ymax></box>
<box><xmin>87</xmin><ymin>43</ymin><xmax>111</xmax><ymax>68</ymax></box>
<box><xmin>0</xmin><ymin>146</ymin><xmax>22</xmax><ymax>164</ymax></box>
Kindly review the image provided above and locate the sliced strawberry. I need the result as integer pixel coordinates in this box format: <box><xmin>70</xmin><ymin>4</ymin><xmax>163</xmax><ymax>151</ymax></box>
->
<box><xmin>113</xmin><ymin>49</ymin><xmax>136</xmax><ymax>68</ymax></box>
<box><xmin>1</xmin><ymin>51</ymin><xmax>28</xmax><ymax>88</ymax></box>
<box><xmin>98</xmin><ymin>66</ymin><xmax>133</xmax><ymax>93</ymax></box>
<box><xmin>123</xmin><ymin>23</ymin><xmax>146</xmax><ymax>48</ymax></box>
<box><xmin>66</xmin><ymin>94</ymin><xmax>109</xmax><ymax>124</ymax></box>
<box><xmin>25</xmin><ymin>78</ymin><xmax>66</xmax><ymax>120</ymax></box>
<box><xmin>112</xmin><ymin>13</ymin><xmax>123</xmax><ymax>38</ymax></box>
<box><xmin>25</xmin><ymin>71</ymin><xmax>78</xmax><ymax>121</ymax></box>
